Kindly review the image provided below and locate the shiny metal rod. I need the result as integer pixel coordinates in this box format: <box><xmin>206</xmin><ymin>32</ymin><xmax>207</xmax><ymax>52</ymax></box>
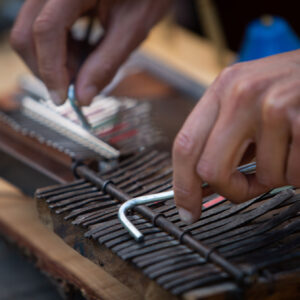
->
<box><xmin>118</xmin><ymin>190</ymin><xmax>174</xmax><ymax>242</ymax></box>
<box><xmin>68</xmin><ymin>84</ymin><xmax>92</xmax><ymax>130</ymax></box>
<box><xmin>118</xmin><ymin>162</ymin><xmax>257</xmax><ymax>241</ymax></box>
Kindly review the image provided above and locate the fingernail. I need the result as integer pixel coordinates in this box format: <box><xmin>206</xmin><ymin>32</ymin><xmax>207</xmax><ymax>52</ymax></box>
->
<box><xmin>80</xmin><ymin>85</ymin><xmax>98</xmax><ymax>105</ymax></box>
<box><xmin>49</xmin><ymin>90</ymin><xmax>63</xmax><ymax>105</ymax></box>
<box><xmin>178</xmin><ymin>207</ymin><xmax>195</xmax><ymax>225</ymax></box>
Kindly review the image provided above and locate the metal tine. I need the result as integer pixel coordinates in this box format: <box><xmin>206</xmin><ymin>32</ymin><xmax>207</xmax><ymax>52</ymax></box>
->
<box><xmin>193</xmin><ymin>189</ymin><xmax>294</xmax><ymax>241</ymax></box>
<box><xmin>106</xmin><ymin>228</ymin><xmax>162</xmax><ymax>249</ymax></box>
<box><xmin>234</xmin><ymin>234</ymin><xmax>300</xmax><ymax>267</ymax></box>
<box><xmin>82</xmin><ymin>209</ymin><xmax>121</xmax><ymax>227</ymax></box>
<box><xmin>115</xmin><ymin>160</ymin><xmax>171</xmax><ymax>188</ymax></box>
<box><xmin>109</xmin><ymin>159</ymin><xmax>171</xmax><ymax>193</ymax></box>
<box><xmin>103</xmin><ymin>150</ymin><xmax>160</xmax><ymax>179</ymax></box>
<box><xmin>181</xmin><ymin>196</ymin><xmax>260</xmax><ymax>233</ymax></box>
<box><xmin>98</xmin><ymin>218</ymin><xmax>162</xmax><ymax>244</ymax></box>
<box><xmin>59</xmin><ymin>169</ymin><xmax>170</xmax><ymax>218</ymax></box>
<box><xmin>222</xmin><ymin>219</ymin><xmax>300</xmax><ymax>259</ymax></box>
<box><xmin>152</xmin><ymin>197</ymin><xmax>228</xmax><ymax>221</ymax></box>
<box><xmin>85</xmin><ymin>219</ymin><xmax>123</xmax><ymax>238</ymax></box>
<box><xmin>41</xmin><ymin>182</ymin><xmax>94</xmax><ymax>200</ymax></box>
<box><xmin>189</xmin><ymin>195</ymin><xmax>283</xmax><ymax>238</ymax></box>
<box><xmin>125</xmin><ymin>178</ymin><xmax>172</xmax><ymax>195</ymax></box>
<box><xmin>209</xmin><ymin>198</ymin><xmax>300</xmax><ymax>250</ymax></box>
<box><xmin>118</xmin><ymin>161</ymin><xmax>170</xmax><ymax>189</ymax></box>
<box><xmin>119</xmin><ymin>240</ymin><xmax>180</xmax><ymax>261</ymax></box>
<box><xmin>55</xmin><ymin>195</ymin><xmax>112</xmax><ymax>215</ymax></box>
<box><xmin>110</xmin><ymin>230</ymin><xmax>165</xmax><ymax>252</ymax></box>
<box><xmin>130</xmin><ymin>167</ymin><xmax>172</xmax><ymax>189</ymax></box>
<box><xmin>71</xmin><ymin>181</ymin><xmax>172</xmax><ymax>229</ymax></box>
<box><xmin>146</xmin><ymin>257</ymin><xmax>205</xmax><ymax>280</ymax></box>
<box><xmin>98</xmin><ymin>223</ymin><xmax>162</xmax><ymax>245</ymax></box>
<box><xmin>133</xmin><ymin>246</ymin><xmax>193</xmax><ymax>268</ymax></box>
<box><xmin>100</xmin><ymin>149</ymin><xmax>154</xmax><ymax>176</ymax></box>
<box><xmin>157</xmin><ymin>264</ymin><xmax>221</xmax><ymax>287</ymax></box>
<box><xmin>63</xmin><ymin>199</ymin><xmax>118</xmax><ymax>219</ymax></box>
<box><xmin>84</xmin><ymin>214</ymin><xmax>142</xmax><ymax>238</ymax></box>
<box><xmin>72</xmin><ymin>205</ymin><xmax>120</xmax><ymax>226</ymax></box>
<box><xmin>35</xmin><ymin>179</ymin><xmax>86</xmax><ymax>198</ymax></box>
<box><xmin>49</xmin><ymin>191</ymin><xmax>103</xmax><ymax>208</ymax></box>
<box><xmin>87</xmin><ymin>202</ymin><xmax>175</xmax><ymax>238</ymax></box>
<box><xmin>37</xmin><ymin>182</ymin><xmax>92</xmax><ymax>199</ymax></box>
<box><xmin>92</xmin><ymin>218</ymin><xmax>147</xmax><ymax>240</ymax></box>
<box><xmin>47</xmin><ymin>185</ymin><xmax>99</xmax><ymax>203</ymax></box>
<box><xmin>105</xmin><ymin>229</ymin><xmax>172</xmax><ymax>251</ymax></box>
<box><xmin>104</xmin><ymin>152</ymin><xmax>169</xmax><ymax>188</ymax></box>
<box><xmin>128</xmin><ymin>182</ymin><xmax>173</xmax><ymax>199</ymax></box>
<box><xmin>204</xmin><ymin>223</ymin><xmax>259</xmax><ymax>246</ymax></box>
<box><xmin>159</xmin><ymin>200</ymin><xmax>232</xmax><ymax>225</ymax></box>
<box><xmin>170</xmin><ymin>272</ymin><xmax>228</xmax><ymax>296</ymax></box>
<box><xmin>74</xmin><ymin>181</ymin><xmax>172</xmax><ymax>226</ymax></box>
<box><xmin>246</xmin><ymin>238</ymin><xmax>300</xmax><ymax>270</ymax></box>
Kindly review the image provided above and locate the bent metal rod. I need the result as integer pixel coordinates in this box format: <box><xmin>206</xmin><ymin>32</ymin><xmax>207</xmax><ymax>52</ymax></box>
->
<box><xmin>118</xmin><ymin>162</ymin><xmax>257</xmax><ymax>242</ymax></box>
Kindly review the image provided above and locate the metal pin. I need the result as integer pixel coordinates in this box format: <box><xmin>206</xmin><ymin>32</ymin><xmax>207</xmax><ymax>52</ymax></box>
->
<box><xmin>118</xmin><ymin>162</ymin><xmax>257</xmax><ymax>241</ymax></box>
<box><xmin>68</xmin><ymin>84</ymin><xmax>91</xmax><ymax>130</ymax></box>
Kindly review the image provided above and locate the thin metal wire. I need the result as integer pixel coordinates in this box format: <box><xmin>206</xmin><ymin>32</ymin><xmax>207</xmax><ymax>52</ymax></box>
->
<box><xmin>68</xmin><ymin>84</ymin><xmax>91</xmax><ymax>130</ymax></box>
<box><xmin>119</xmin><ymin>162</ymin><xmax>257</xmax><ymax>241</ymax></box>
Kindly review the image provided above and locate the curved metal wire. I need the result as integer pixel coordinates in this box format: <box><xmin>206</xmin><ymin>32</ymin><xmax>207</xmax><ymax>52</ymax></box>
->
<box><xmin>118</xmin><ymin>162</ymin><xmax>257</xmax><ymax>241</ymax></box>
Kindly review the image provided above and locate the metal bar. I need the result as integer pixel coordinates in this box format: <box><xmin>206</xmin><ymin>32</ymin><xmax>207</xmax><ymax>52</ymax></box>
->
<box><xmin>68</xmin><ymin>84</ymin><xmax>91</xmax><ymax>130</ymax></box>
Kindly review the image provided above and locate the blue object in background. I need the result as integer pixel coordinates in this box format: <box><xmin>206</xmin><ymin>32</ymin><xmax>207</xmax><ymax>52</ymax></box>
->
<box><xmin>238</xmin><ymin>16</ymin><xmax>300</xmax><ymax>62</ymax></box>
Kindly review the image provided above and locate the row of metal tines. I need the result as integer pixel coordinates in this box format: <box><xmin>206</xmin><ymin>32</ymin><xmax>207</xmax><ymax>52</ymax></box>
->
<box><xmin>0</xmin><ymin>93</ymin><xmax>162</xmax><ymax>160</ymax></box>
<box><xmin>36</xmin><ymin>149</ymin><xmax>300</xmax><ymax>295</ymax></box>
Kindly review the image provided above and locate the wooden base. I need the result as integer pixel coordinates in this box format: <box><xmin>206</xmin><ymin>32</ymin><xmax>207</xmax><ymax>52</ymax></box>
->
<box><xmin>0</xmin><ymin>178</ymin><xmax>140</xmax><ymax>300</ymax></box>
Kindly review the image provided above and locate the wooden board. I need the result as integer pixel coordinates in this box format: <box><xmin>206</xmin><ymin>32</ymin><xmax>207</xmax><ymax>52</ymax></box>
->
<box><xmin>0</xmin><ymin>178</ymin><xmax>140</xmax><ymax>300</ymax></box>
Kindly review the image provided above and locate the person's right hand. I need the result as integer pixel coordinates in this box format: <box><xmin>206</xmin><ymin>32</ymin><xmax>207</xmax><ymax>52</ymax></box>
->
<box><xmin>10</xmin><ymin>0</ymin><xmax>171</xmax><ymax>105</ymax></box>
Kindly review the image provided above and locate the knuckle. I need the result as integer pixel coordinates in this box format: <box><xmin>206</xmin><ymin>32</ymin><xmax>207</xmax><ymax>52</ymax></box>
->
<box><xmin>33</xmin><ymin>15</ymin><xmax>56</xmax><ymax>37</ymax></box>
<box><xmin>286</xmin><ymin>171</ymin><xmax>300</xmax><ymax>187</ymax></box>
<box><xmin>173</xmin><ymin>184</ymin><xmax>192</xmax><ymax>200</ymax></box>
<box><xmin>262</xmin><ymin>93</ymin><xmax>287</xmax><ymax>124</ymax></box>
<box><xmin>229</xmin><ymin>195</ymin><xmax>247</xmax><ymax>204</ymax></box>
<box><xmin>234</xmin><ymin>79</ymin><xmax>256</xmax><ymax>99</ymax></box>
<box><xmin>292</xmin><ymin>115</ymin><xmax>300</xmax><ymax>134</ymax></box>
<box><xmin>100</xmin><ymin>60</ymin><xmax>115</xmax><ymax>77</ymax></box>
<box><xmin>256</xmin><ymin>173</ymin><xmax>279</xmax><ymax>188</ymax></box>
<box><xmin>218</xmin><ymin>63</ymin><xmax>242</xmax><ymax>82</ymax></box>
<box><xmin>196</xmin><ymin>159</ymin><xmax>218</xmax><ymax>185</ymax></box>
<box><xmin>173</xmin><ymin>131</ymin><xmax>194</xmax><ymax>158</ymax></box>
<box><xmin>10</xmin><ymin>27</ymin><xmax>29</xmax><ymax>53</ymax></box>
<box><xmin>39</xmin><ymin>64</ymin><xmax>56</xmax><ymax>83</ymax></box>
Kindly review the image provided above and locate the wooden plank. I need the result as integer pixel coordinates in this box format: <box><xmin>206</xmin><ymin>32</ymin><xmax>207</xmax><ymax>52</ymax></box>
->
<box><xmin>0</xmin><ymin>178</ymin><xmax>140</xmax><ymax>300</ymax></box>
<box><xmin>141</xmin><ymin>20</ymin><xmax>235</xmax><ymax>86</ymax></box>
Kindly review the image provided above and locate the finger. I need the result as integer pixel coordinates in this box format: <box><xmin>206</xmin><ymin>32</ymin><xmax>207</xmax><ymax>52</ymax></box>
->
<box><xmin>33</xmin><ymin>0</ymin><xmax>96</xmax><ymax>104</ymax></box>
<box><xmin>10</xmin><ymin>0</ymin><xmax>47</xmax><ymax>75</ymax></box>
<box><xmin>256</xmin><ymin>91</ymin><xmax>291</xmax><ymax>187</ymax></box>
<box><xmin>197</xmin><ymin>106</ymin><xmax>267</xmax><ymax>203</ymax></box>
<box><xmin>286</xmin><ymin>114</ymin><xmax>300</xmax><ymax>186</ymax></box>
<box><xmin>76</xmin><ymin>17</ymin><xmax>149</xmax><ymax>105</ymax></box>
<box><xmin>172</xmin><ymin>86</ymin><xmax>220</xmax><ymax>224</ymax></box>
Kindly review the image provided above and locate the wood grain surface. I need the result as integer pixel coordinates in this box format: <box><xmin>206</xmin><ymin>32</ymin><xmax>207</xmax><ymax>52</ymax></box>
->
<box><xmin>0</xmin><ymin>178</ymin><xmax>140</xmax><ymax>300</ymax></box>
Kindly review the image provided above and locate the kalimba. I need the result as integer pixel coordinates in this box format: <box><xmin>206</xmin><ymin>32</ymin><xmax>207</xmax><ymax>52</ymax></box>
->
<box><xmin>0</xmin><ymin>58</ymin><xmax>299</xmax><ymax>300</ymax></box>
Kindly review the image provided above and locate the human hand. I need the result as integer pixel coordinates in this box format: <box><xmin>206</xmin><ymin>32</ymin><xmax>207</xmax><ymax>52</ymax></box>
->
<box><xmin>10</xmin><ymin>0</ymin><xmax>171</xmax><ymax>105</ymax></box>
<box><xmin>173</xmin><ymin>50</ymin><xmax>300</xmax><ymax>224</ymax></box>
